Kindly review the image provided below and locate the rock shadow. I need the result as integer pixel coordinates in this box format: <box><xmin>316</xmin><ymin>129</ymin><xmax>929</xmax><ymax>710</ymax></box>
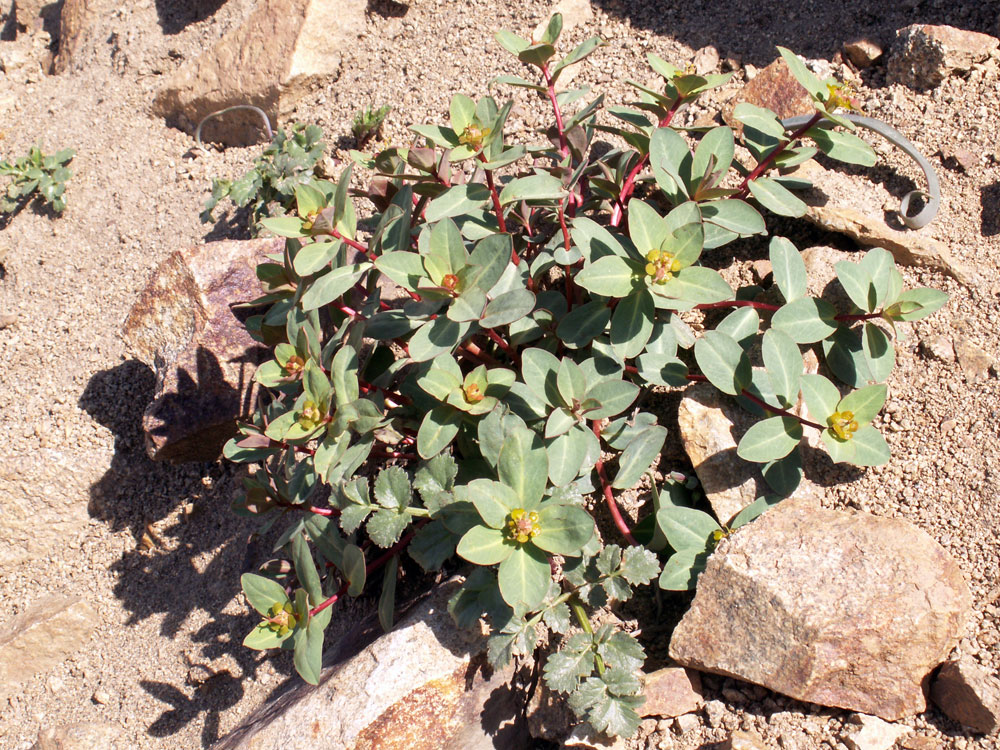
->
<box><xmin>981</xmin><ymin>182</ymin><xmax>1000</xmax><ymax>237</ymax></box>
<box><xmin>589</xmin><ymin>0</ymin><xmax>997</xmax><ymax>69</ymax></box>
<box><xmin>79</xmin><ymin>360</ymin><xmax>290</xmax><ymax>745</ymax></box>
<box><xmin>155</xmin><ymin>0</ymin><xmax>229</xmax><ymax>35</ymax></box>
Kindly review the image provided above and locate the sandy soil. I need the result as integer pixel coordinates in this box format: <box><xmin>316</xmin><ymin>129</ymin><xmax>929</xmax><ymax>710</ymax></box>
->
<box><xmin>0</xmin><ymin>1</ymin><xmax>998</xmax><ymax>748</ymax></box>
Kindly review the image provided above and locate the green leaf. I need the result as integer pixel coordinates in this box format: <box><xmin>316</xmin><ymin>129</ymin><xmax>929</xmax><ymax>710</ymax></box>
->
<box><xmin>468</xmin><ymin>479</ymin><xmax>519</xmax><ymax>529</ymax></box>
<box><xmin>748</xmin><ymin>176</ymin><xmax>807</xmax><ymax>217</ymax></box>
<box><xmin>457</xmin><ymin>524</ymin><xmax>515</xmax><ymax>565</ymax></box>
<box><xmin>425</xmin><ymin>217</ymin><xmax>469</xmax><ymax>283</ymax></box>
<box><xmin>732</xmin><ymin>102</ymin><xmax>786</xmax><ymax>138</ymax></box>
<box><xmin>809</xmin><ymin>127</ymin><xmax>876</xmax><ymax>166</ymax></box>
<box><xmin>777</xmin><ymin>46</ymin><xmax>826</xmax><ymax>99</ymax></box>
<box><xmin>293</xmin><ymin>241</ymin><xmax>340</xmax><ymax>276</ymax></box>
<box><xmin>769</xmin><ymin>236</ymin><xmax>808</xmax><ymax>302</ymax></box>
<box><xmin>499</xmin><ymin>427</ymin><xmax>548</xmax><ymax>507</ymax></box>
<box><xmin>243</xmin><ymin>624</ymin><xmax>290</xmax><ymax>650</ymax></box>
<box><xmin>417</xmin><ymin>404</ymin><xmax>462</xmax><ymax>458</ymax></box>
<box><xmin>576</xmin><ymin>255</ymin><xmax>639</xmax><ymax>298</ymax></box>
<box><xmin>610</xmin><ymin>292</ymin><xmax>655</xmax><ymax>360</ymax></box>
<box><xmin>494</xmin><ymin>29</ymin><xmax>529</xmax><ymax>55</ymax></box>
<box><xmin>692</xmin><ymin>126</ymin><xmax>734</xmax><ymax>182</ymax></box>
<box><xmin>374</xmin><ymin>251</ymin><xmax>426</xmax><ymax>292</ymax></box>
<box><xmin>858</xmin><ymin>248</ymin><xmax>895</xmax><ymax>310</ymax></box>
<box><xmin>762</xmin><ymin>329</ymin><xmax>803</xmax><ymax>406</ymax></box>
<box><xmin>544</xmin><ymin>639</ymin><xmax>596</xmax><ymax>693</ymax></box>
<box><xmin>716</xmin><ymin>307</ymin><xmax>759</xmax><ymax>348</ymax></box>
<box><xmin>408</xmin><ymin>317</ymin><xmax>467</xmax><ymax>362</ymax></box>
<box><xmin>466</xmin><ymin>233</ymin><xmax>513</xmax><ymax>292</ymax></box>
<box><xmin>700</xmin><ymin>199</ymin><xmax>766</xmax><ymax>236</ymax></box>
<box><xmin>653</xmin><ymin>266</ymin><xmax>733</xmax><ymax>308</ymax></box>
<box><xmin>823</xmin><ymin>326</ymin><xmax>874</xmax><ymax>387</ymax></box>
<box><xmin>521</xmin><ymin>347</ymin><xmax>561</xmax><ymax>406</ymax></box>
<box><xmin>497</xmin><ymin>544</ymin><xmax>551</xmax><ymax>610</ymax></box>
<box><xmin>762</xmin><ymin>450</ymin><xmax>803</xmax><ymax>497</ymax></box>
<box><xmin>862</xmin><ymin>323</ymin><xmax>895</xmax><ymax>383</ymax></box>
<box><xmin>656</xmin><ymin>505</ymin><xmax>721</xmax><ymax>551</ymax></box>
<box><xmin>499</xmin><ymin>173</ymin><xmax>564</xmax><ymax>205</ymax></box>
<box><xmin>845</xmin><ymin>424</ymin><xmax>890</xmax><ymax>466</ymax></box>
<box><xmin>551</xmin><ymin>36</ymin><xmax>606</xmax><ymax>80</ymax></box>
<box><xmin>628</xmin><ymin>199</ymin><xmax>669</xmax><ymax>254</ymax></box>
<box><xmin>425</xmin><ymin>184</ymin><xmax>491</xmax><ymax>222</ymax></box>
<box><xmin>887</xmin><ymin>288</ymin><xmax>949</xmax><ymax>322</ymax></box>
<box><xmin>800</xmin><ymin>373</ymin><xmax>841</xmax><ymax>423</ymax></box>
<box><xmin>534</xmin><ymin>505</ymin><xmax>595</xmax><ymax>556</ymax></box>
<box><xmin>449</xmin><ymin>94</ymin><xmax>476</xmax><ymax>133</ymax></box>
<box><xmin>291</xmin><ymin>533</ymin><xmax>323</xmax><ymax>606</ymax></box>
<box><xmin>518</xmin><ymin>42</ymin><xmax>557</xmax><ymax>68</ymax></box>
<box><xmin>736</xmin><ymin>416</ymin><xmax>803</xmax><ymax>462</ymax></box>
<box><xmin>374</xmin><ymin>466</ymin><xmax>411</xmax><ymax>510</ymax></box>
<box><xmin>546</xmin><ymin>426</ymin><xmax>594</xmax><ymax>486</ymax></box>
<box><xmin>772</xmin><ymin>297</ymin><xmax>838</xmax><ymax>344</ymax></box>
<box><xmin>694</xmin><ymin>330</ymin><xmax>750</xmax><ymax>395</ymax></box>
<box><xmin>658</xmin><ymin>548</ymin><xmax>710</xmax><ymax>591</ymax></box>
<box><xmin>295</xmin><ymin>182</ymin><xmax>326</xmax><ymax>218</ymax></box>
<box><xmin>612</xmin><ymin>425</ymin><xmax>667</xmax><ymax>489</ymax></box>
<box><xmin>260</xmin><ymin>216</ymin><xmax>307</xmax><ymax>238</ymax></box>
<box><xmin>730</xmin><ymin>494</ymin><xmax>784</xmax><ymax>529</ymax></box>
<box><xmin>408</xmin><ymin>521</ymin><xmax>456</xmax><ymax>571</ymax></box>
<box><xmin>342</xmin><ymin>543</ymin><xmax>366</xmax><ymax>597</ymax></box>
<box><xmin>300</xmin><ymin>263</ymin><xmax>371</xmax><ymax>311</ymax></box>
<box><xmin>241</xmin><ymin>573</ymin><xmax>289</xmax><ymax>617</ymax></box>
<box><xmin>481</xmin><ymin>288</ymin><xmax>535</xmax><ymax>328</ymax></box>
<box><xmin>837</xmin><ymin>383</ymin><xmax>887</xmax><ymax>425</ymax></box>
<box><xmin>835</xmin><ymin>260</ymin><xmax>876</xmax><ymax>313</ymax></box>
<box><xmin>557</xmin><ymin>300</ymin><xmax>612</xmax><ymax>349</ymax></box>
<box><xmin>293</xmin><ymin>614</ymin><xmax>325</xmax><ymax>685</ymax></box>
<box><xmin>584</xmin><ymin>379</ymin><xmax>639</xmax><ymax>419</ymax></box>
<box><xmin>378</xmin><ymin>557</ymin><xmax>398</xmax><ymax>632</ymax></box>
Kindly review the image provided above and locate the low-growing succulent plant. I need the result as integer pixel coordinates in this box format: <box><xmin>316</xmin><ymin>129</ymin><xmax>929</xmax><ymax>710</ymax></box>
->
<box><xmin>201</xmin><ymin>123</ymin><xmax>326</xmax><ymax>233</ymax></box>
<box><xmin>225</xmin><ymin>15</ymin><xmax>947</xmax><ymax>739</ymax></box>
<box><xmin>0</xmin><ymin>145</ymin><xmax>74</xmax><ymax>214</ymax></box>
<box><xmin>352</xmin><ymin>104</ymin><xmax>392</xmax><ymax>147</ymax></box>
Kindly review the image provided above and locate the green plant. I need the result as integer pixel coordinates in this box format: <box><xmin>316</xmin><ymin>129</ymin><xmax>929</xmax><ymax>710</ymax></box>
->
<box><xmin>0</xmin><ymin>145</ymin><xmax>74</xmax><ymax>214</ymax></box>
<box><xmin>225</xmin><ymin>15</ymin><xmax>947</xmax><ymax>740</ymax></box>
<box><xmin>352</xmin><ymin>104</ymin><xmax>392</xmax><ymax>147</ymax></box>
<box><xmin>201</xmin><ymin>123</ymin><xmax>326</xmax><ymax>233</ymax></box>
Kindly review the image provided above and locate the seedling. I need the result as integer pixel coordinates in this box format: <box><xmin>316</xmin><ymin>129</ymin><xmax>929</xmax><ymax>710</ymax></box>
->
<box><xmin>0</xmin><ymin>145</ymin><xmax>73</xmax><ymax>214</ymax></box>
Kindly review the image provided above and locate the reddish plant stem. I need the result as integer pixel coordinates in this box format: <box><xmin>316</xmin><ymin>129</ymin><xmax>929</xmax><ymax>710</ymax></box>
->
<box><xmin>276</xmin><ymin>499</ymin><xmax>338</xmax><ymax>517</ymax></box>
<box><xmin>485</xmin><ymin>328</ymin><xmax>518</xmax><ymax>362</ymax></box>
<box><xmin>610</xmin><ymin>97</ymin><xmax>686</xmax><ymax>227</ymax></box>
<box><xmin>459</xmin><ymin>341</ymin><xmax>501</xmax><ymax>368</ymax></box>
<box><xmin>331</xmin><ymin>229</ymin><xmax>372</xmax><ymax>258</ymax></box>
<box><xmin>736</xmin><ymin>111</ymin><xmax>823</xmax><ymax>196</ymax></box>
<box><xmin>835</xmin><ymin>311</ymin><xmax>883</xmax><ymax>323</ymax></box>
<box><xmin>694</xmin><ymin>299</ymin><xmax>781</xmax><ymax>313</ymax></box>
<box><xmin>309</xmin><ymin>524</ymin><xmax>423</xmax><ymax>617</ymax></box>
<box><xmin>541</xmin><ymin>63</ymin><xmax>569</xmax><ymax>158</ymax></box>
<box><xmin>478</xmin><ymin>153</ymin><xmax>510</xmax><ymax>237</ymax></box>
<box><xmin>683</xmin><ymin>373</ymin><xmax>824</xmax><ymax>430</ymax></box>
<box><xmin>591</xmin><ymin>421</ymin><xmax>639</xmax><ymax>546</ymax></box>
<box><xmin>337</xmin><ymin>303</ymin><xmax>362</xmax><ymax>319</ymax></box>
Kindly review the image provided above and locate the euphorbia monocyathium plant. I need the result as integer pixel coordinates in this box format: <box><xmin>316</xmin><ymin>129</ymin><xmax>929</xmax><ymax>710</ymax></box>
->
<box><xmin>225</xmin><ymin>16</ymin><xmax>947</xmax><ymax>739</ymax></box>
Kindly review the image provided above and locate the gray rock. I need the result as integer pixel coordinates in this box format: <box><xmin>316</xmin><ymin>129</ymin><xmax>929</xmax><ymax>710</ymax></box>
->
<box><xmin>954</xmin><ymin>338</ymin><xmax>994</xmax><ymax>383</ymax></box>
<box><xmin>640</xmin><ymin>666</ymin><xmax>704</xmax><ymax>718</ymax></box>
<box><xmin>692</xmin><ymin>45</ymin><xmax>720</xmax><ymax>75</ymax></box>
<box><xmin>721</xmin><ymin>731</ymin><xmax>769</xmax><ymax>750</ymax></box>
<box><xmin>843</xmin><ymin>39</ymin><xmax>884</xmax><ymax>69</ymax></box>
<box><xmin>791</xmin><ymin>160</ymin><xmax>973</xmax><ymax>285</ymax></box>
<box><xmin>0</xmin><ymin>595</ymin><xmax>96</xmax><ymax>702</ymax></box>
<box><xmin>213</xmin><ymin>580</ymin><xmax>526</xmax><ymax>750</ymax></box>
<box><xmin>921</xmin><ymin>335</ymin><xmax>955</xmax><ymax>363</ymax></box>
<box><xmin>669</xmin><ymin>498</ymin><xmax>971</xmax><ymax>719</ymax></box>
<box><xmin>122</xmin><ymin>238</ymin><xmax>282</xmax><ymax>461</ymax></box>
<box><xmin>672</xmin><ymin>712</ymin><xmax>700</xmax><ymax>734</ymax></box>
<box><xmin>841</xmin><ymin>714</ymin><xmax>911</xmax><ymax>750</ymax></box>
<box><xmin>888</xmin><ymin>24</ymin><xmax>999</xmax><ymax>90</ymax></box>
<box><xmin>151</xmin><ymin>0</ymin><xmax>365</xmax><ymax>145</ymax></box>
<box><xmin>32</xmin><ymin>722</ymin><xmax>121</xmax><ymax>750</ymax></box>
<box><xmin>930</xmin><ymin>655</ymin><xmax>1000</xmax><ymax>733</ymax></box>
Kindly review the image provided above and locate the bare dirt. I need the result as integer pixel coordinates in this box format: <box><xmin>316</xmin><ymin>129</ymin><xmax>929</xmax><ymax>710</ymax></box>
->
<box><xmin>0</xmin><ymin>1</ymin><xmax>998</xmax><ymax>748</ymax></box>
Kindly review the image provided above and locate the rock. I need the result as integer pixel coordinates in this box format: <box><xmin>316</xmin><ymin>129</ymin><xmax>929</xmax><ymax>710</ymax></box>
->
<box><xmin>921</xmin><ymin>335</ymin><xmax>955</xmax><ymax>363</ymax></box>
<box><xmin>533</xmin><ymin>0</ymin><xmax>593</xmax><ymax>37</ymax></box>
<box><xmin>563</xmin><ymin>725</ymin><xmax>627</xmax><ymax>749</ymax></box>
<box><xmin>0</xmin><ymin>595</ymin><xmax>97</xmax><ymax>702</ymax></box>
<box><xmin>526</xmin><ymin>682</ymin><xmax>574</xmax><ymax>740</ymax></box>
<box><xmin>672</xmin><ymin>712</ymin><xmax>700</xmax><ymax>734</ymax></box>
<box><xmin>888</xmin><ymin>25</ymin><xmax>999</xmax><ymax>90</ymax></box>
<box><xmin>0</xmin><ymin>312</ymin><xmax>16</xmax><ymax>329</ymax></box>
<box><xmin>692</xmin><ymin>45</ymin><xmax>720</xmax><ymax>75</ymax></box>
<box><xmin>53</xmin><ymin>0</ymin><xmax>100</xmax><ymax>74</ymax></box>
<box><xmin>151</xmin><ymin>0</ymin><xmax>365</xmax><ymax>146</ymax></box>
<box><xmin>122</xmin><ymin>238</ymin><xmax>282</xmax><ymax>462</ymax></box>
<box><xmin>640</xmin><ymin>666</ymin><xmax>704</xmax><ymax>718</ymax></box>
<box><xmin>702</xmin><ymin>698</ymin><xmax>726</xmax><ymax>728</ymax></box>
<box><xmin>721</xmin><ymin>731</ymin><xmax>768</xmax><ymax>749</ymax></box>
<box><xmin>791</xmin><ymin>160</ymin><xmax>974</xmax><ymax>285</ymax></box>
<box><xmin>954</xmin><ymin>338</ymin><xmax>994</xmax><ymax>383</ymax></box>
<box><xmin>668</xmin><ymin>499</ymin><xmax>971</xmax><ymax>719</ymax></box>
<box><xmin>212</xmin><ymin>580</ymin><xmax>526</xmax><ymax>750</ymax></box>
<box><xmin>898</xmin><ymin>735</ymin><xmax>944</xmax><ymax>749</ymax></box>
<box><xmin>940</xmin><ymin>147</ymin><xmax>978</xmax><ymax>172</ymax></box>
<box><xmin>676</xmin><ymin>382</ymin><xmax>761</xmax><ymax>525</ymax></box>
<box><xmin>841</xmin><ymin>714</ymin><xmax>911</xmax><ymax>750</ymax></box>
<box><xmin>930</xmin><ymin>655</ymin><xmax>1000</xmax><ymax>733</ymax></box>
<box><xmin>32</xmin><ymin>722</ymin><xmax>122</xmax><ymax>750</ymax></box>
<box><xmin>843</xmin><ymin>39</ymin><xmax>883</xmax><ymax>68</ymax></box>
<box><xmin>91</xmin><ymin>689</ymin><xmax>111</xmax><ymax>705</ymax></box>
<box><xmin>14</xmin><ymin>0</ymin><xmax>59</xmax><ymax>35</ymax></box>
<box><xmin>723</xmin><ymin>57</ymin><xmax>814</xmax><ymax>135</ymax></box>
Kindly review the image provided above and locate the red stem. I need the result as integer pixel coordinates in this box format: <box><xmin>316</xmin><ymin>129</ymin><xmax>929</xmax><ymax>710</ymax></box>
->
<box><xmin>478</xmin><ymin>153</ymin><xmax>510</xmax><ymax>238</ymax></box>
<box><xmin>331</xmin><ymin>228</ymin><xmax>372</xmax><ymax>259</ymax></box>
<box><xmin>541</xmin><ymin>63</ymin><xmax>569</xmax><ymax>158</ymax></box>
<box><xmin>695</xmin><ymin>299</ymin><xmax>781</xmax><ymax>312</ymax></box>
<box><xmin>591</xmin><ymin>421</ymin><xmax>639</xmax><ymax>546</ymax></box>
<box><xmin>485</xmin><ymin>328</ymin><xmax>518</xmax><ymax>362</ymax></box>
<box><xmin>610</xmin><ymin>97</ymin><xmax>685</xmax><ymax>227</ymax></box>
<box><xmin>736</xmin><ymin>111</ymin><xmax>823</xmax><ymax>196</ymax></box>
<box><xmin>683</xmin><ymin>374</ymin><xmax>824</xmax><ymax>430</ymax></box>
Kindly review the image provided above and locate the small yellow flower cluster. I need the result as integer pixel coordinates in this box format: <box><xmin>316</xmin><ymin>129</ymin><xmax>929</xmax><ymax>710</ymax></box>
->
<box><xmin>464</xmin><ymin>383</ymin><xmax>484</xmax><ymax>404</ymax></box>
<box><xmin>458</xmin><ymin>125</ymin><xmax>492</xmax><ymax>149</ymax></box>
<box><xmin>299</xmin><ymin>400</ymin><xmax>322</xmax><ymax>430</ymax></box>
<box><xmin>442</xmin><ymin>273</ymin><xmax>459</xmax><ymax>292</ymax></box>
<box><xmin>265</xmin><ymin>602</ymin><xmax>296</xmax><ymax>636</ymax></box>
<box><xmin>828</xmin><ymin>410</ymin><xmax>859</xmax><ymax>440</ymax></box>
<box><xmin>645</xmin><ymin>249</ymin><xmax>681</xmax><ymax>284</ymax></box>
<box><xmin>825</xmin><ymin>82</ymin><xmax>861</xmax><ymax>112</ymax></box>
<box><xmin>284</xmin><ymin>355</ymin><xmax>305</xmax><ymax>375</ymax></box>
<box><xmin>506</xmin><ymin>508</ymin><xmax>540</xmax><ymax>544</ymax></box>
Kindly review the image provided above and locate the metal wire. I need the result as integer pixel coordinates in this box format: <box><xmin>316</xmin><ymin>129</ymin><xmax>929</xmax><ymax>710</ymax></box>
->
<box><xmin>194</xmin><ymin>105</ymin><xmax>274</xmax><ymax>153</ymax></box>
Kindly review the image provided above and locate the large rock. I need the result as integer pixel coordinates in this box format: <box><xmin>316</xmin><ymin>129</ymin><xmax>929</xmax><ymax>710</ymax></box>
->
<box><xmin>122</xmin><ymin>238</ymin><xmax>282</xmax><ymax>462</ymax></box>
<box><xmin>33</xmin><ymin>722</ymin><xmax>122</xmax><ymax>750</ymax></box>
<box><xmin>841</xmin><ymin>714</ymin><xmax>911</xmax><ymax>750</ymax></box>
<box><xmin>0</xmin><ymin>595</ymin><xmax>97</xmax><ymax>701</ymax></box>
<box><xmin>213</xmin><ymin>580</ymin><xmax>526</xmax><ymax>750</ymax></box>
<box><xmin>930</xmin><ymin>655</ymin><xmax>1000</xmax><ymax>733</ymax></box>
<box><xmin>669</xmin><ymin>498</ymin><xmax>971</xmax><ymax>719</ymax></box>
<box><xmin>791</xmin><ymin>160</ymin><xmax>973</xmax><ymax>285</ymax></box>
<box><xmin>151</xmin><ymin>0</ymin><xmax>365</xmax><ymax>145</ymax></box>
<box><xmin>722</xmin><ymin>57</ymin><xmax>814</xmax><ymax>136</ymax></box>
<box><xmin>888</xmin><ymin>24</ymin><xmax>999</xmax><ymax>90</ymax></box>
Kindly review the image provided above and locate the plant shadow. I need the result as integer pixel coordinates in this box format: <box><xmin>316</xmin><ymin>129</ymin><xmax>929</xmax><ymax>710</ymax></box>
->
<box><xmin>154</xmin><ymin>0</ymin><xmax>229</xmax><ymax>35</ymax></box>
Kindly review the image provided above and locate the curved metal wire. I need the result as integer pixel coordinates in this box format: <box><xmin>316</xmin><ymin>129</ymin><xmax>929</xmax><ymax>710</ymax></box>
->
<box><xmin>194</xmin><ymin>105</ymin><xmax>274</xmax><ymax>153</ymax></box>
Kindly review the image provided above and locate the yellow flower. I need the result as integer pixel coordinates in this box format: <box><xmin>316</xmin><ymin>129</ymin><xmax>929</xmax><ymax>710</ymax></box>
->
<box><xmin>644</xmin><ymin>249</ymin><xmax>680</xmax><ymax>284</ymax></box>
<box><xmin>299</xmin><ymin>401</ymin><xmax>322</xmax><ymax>430</ymax></box>
<box><xmin>264</xmin><ymin>602</ymin><xmax>296</xmax><ymax>636</ymax></box>
<box><xmin>827</xmin><ymin>410</ymin><xmax>859</xmax><ymax>440</ymax></box>
<box><xmin>506</xmin><ymin>508</ymin><xmax>541</xmax><ymax>544</ymax></box>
